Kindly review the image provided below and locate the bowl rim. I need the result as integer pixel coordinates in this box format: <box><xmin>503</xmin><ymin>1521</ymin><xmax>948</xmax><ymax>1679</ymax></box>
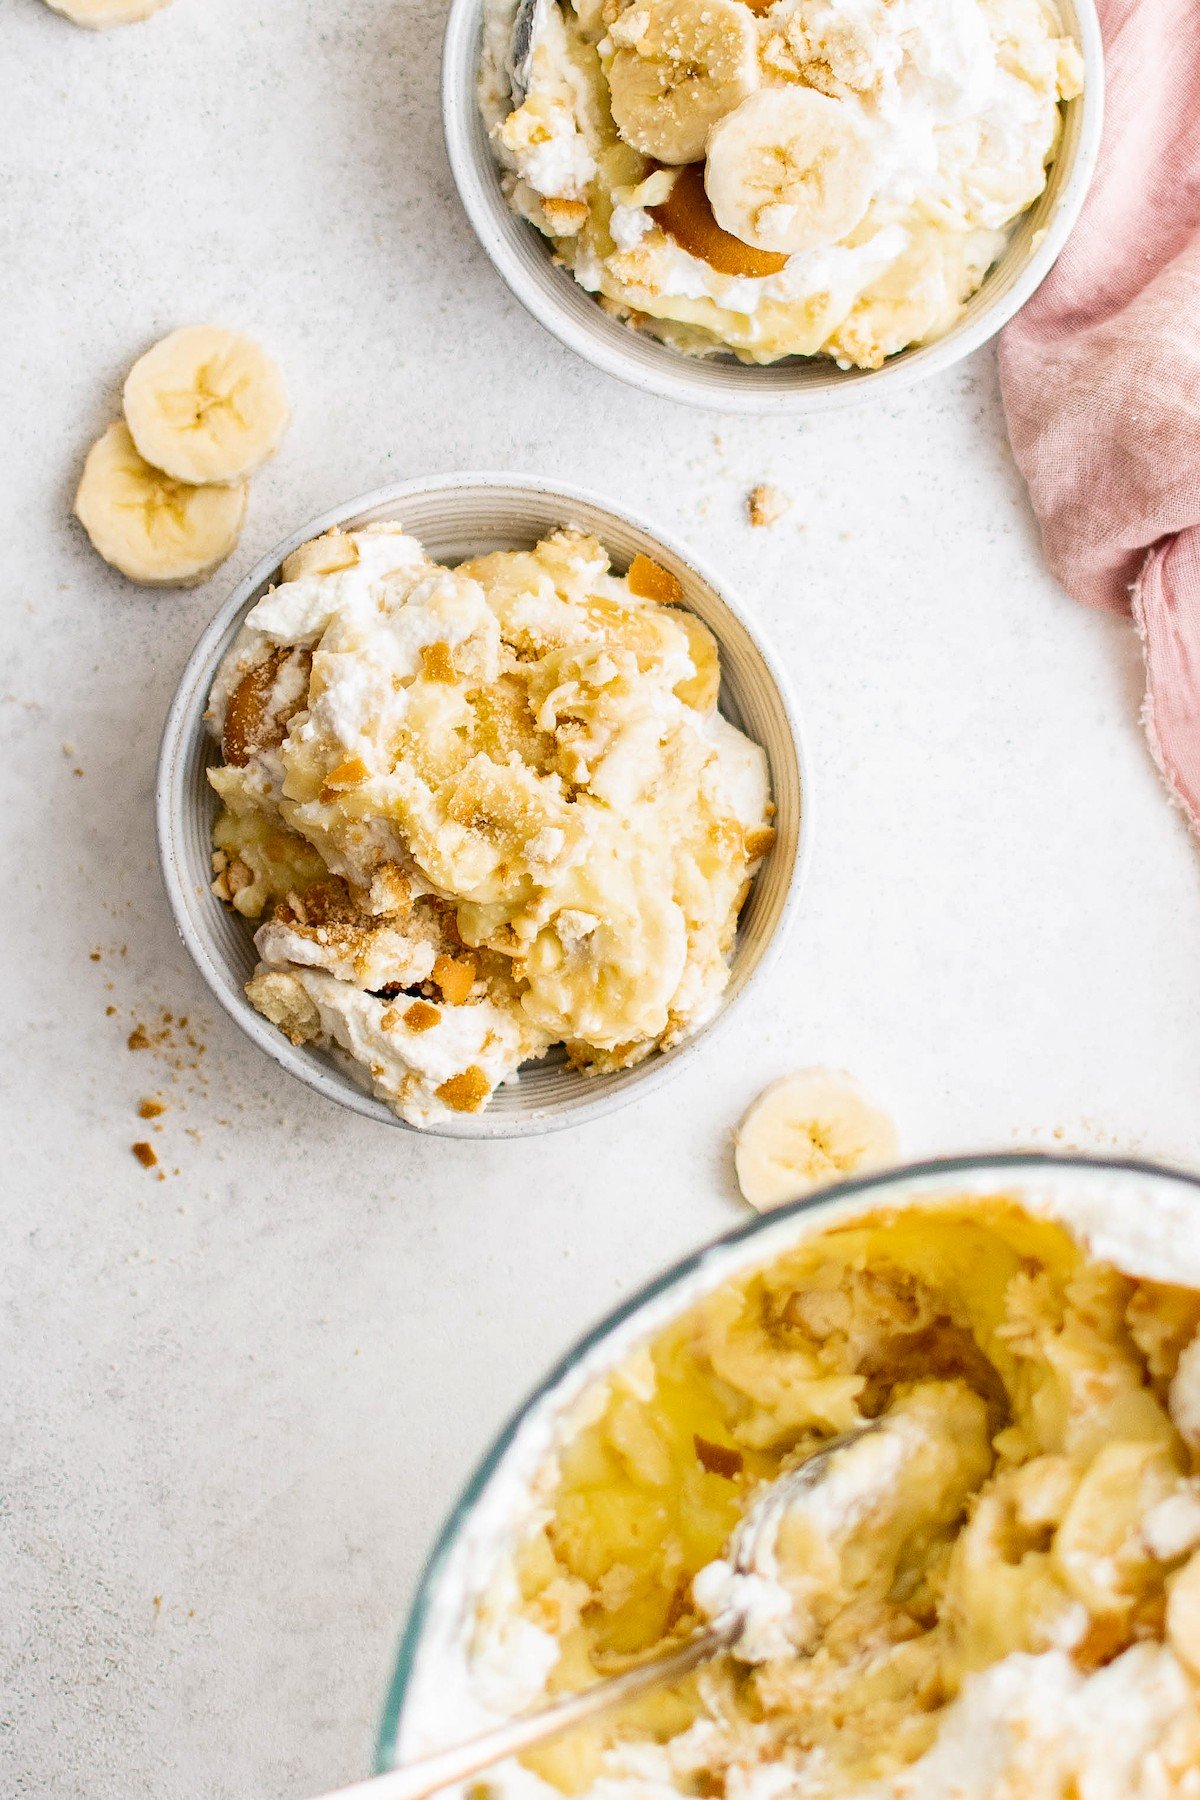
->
<box><xmin>441</xmin><ymin>0</ymin><xmax>1106</xmax><ymax>414</ymax></box>
<box><xmin>155</xmin><ymin>470</ymin><xmax>812</xmax><ymax>1140</ymax></box>
<box><xmin>375</xmin><ymin>1147</ymin><xmax>1200</xmax><ymax>1770</ymax></box>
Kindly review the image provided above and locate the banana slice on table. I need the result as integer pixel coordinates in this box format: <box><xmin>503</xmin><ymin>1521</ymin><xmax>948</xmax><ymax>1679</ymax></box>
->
<box><xmin>74</xmin><ymin>421</ymin><xmax>247</xmax><ymax>586</ymax></box>
<box><xmin>607</xmin><ymin>0</ymin><xmax>760</xmax><ymax>165</ymax></box>
<box><xmin>123</xmin><ymin>326</ymin><xmax>289</xmax><ymax>485</ymax></box>
<box><xmin>42</xmin><ymin>0</ymin><xmax>172</xmax><ymax>25</ymax></box>
<box><xmin>734</xmin><ymin>1068</ymin><xmax>898</xmax><ymax>1212</ymax></box>
<box><xmin>705</xmin><ymin>87</ymin><xmax>876</xmax><ymax>255</ymax></box>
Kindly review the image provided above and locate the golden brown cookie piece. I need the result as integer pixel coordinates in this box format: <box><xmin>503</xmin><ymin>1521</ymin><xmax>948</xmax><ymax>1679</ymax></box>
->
<box><xmin>650</xmin><ymin>163</ymin><xmax>790</xmax><ymax>278</ymax></box>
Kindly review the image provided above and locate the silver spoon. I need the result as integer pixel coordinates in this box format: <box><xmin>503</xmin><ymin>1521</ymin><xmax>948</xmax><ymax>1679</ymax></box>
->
<box><xmin>506</xmin><ymin>0</ymin><xmax>551</xmax><ymax>106</ymax></box>
<box><xmin>309</xmin><ymin>1425</ymin><xmax>876</xmax><ymax>1800</ymax></box>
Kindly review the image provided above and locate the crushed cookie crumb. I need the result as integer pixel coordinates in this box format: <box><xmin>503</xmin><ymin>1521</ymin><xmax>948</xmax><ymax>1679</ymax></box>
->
<box><xmin>748</xmin><ymin>484</ymin><xmax>792</xmax><ymax>528</ymax></box>
<box><xmin>320</xmin><ymin>755</ymin><xmax>371</xmax><ymax>801</ymax></box>
<box><xmin>137</xmin><ymin>1098</ymin><xmax>166</xmax><ymax>1120</ymax></box>
<box><xmin>420</xmin><ymin>641</ymin><xmax>456</xmax><ymax>683</ymax></box>
<box><xmin>403</xmin><ymin>1000</ymin><xmax>441</xmax><ymax>1032</ymax></box>
<box><xmin>432</xmin><ymin>952</ymin><xmax>477</xmax><ymax>1006</ymax></box>
<box><xmin>744</xmin><ymin>826</ymin><xmax>776</xmax><ymax>860</ymax></box>
<box><xmin>694</xmin><ymin>1434</ymin><xmax>744</xmax><ymax>1479</ymax></box>
<box><xmin>224</xmin><ymin>859</ymin><xmax>252</xmax><ymax>899</ymax></box>
<box><xmin>626</xmin><ymin>552</ymin><xmax>684</xmax><ymax>606</ymax></box>
<box><xmin>127</xmin><ymin>1024</ymin><xmax>150</xmax><ymax>1051</ymax></box>
<box><xmin>435</xmin><ymin>1066</ymin><xmax>491</xmax><ymax>1113</ymax></box>
<box><xmin>132</xmin><ymin>1141</ymin><xmax>158</xmax><ymax>1169</ymax></box>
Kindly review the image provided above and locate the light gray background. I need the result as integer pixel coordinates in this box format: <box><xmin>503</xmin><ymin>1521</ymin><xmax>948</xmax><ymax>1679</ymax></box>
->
<box><xmin>4</xmin><ymin>1</ymin><xmax>1199</xmax><ymax>1795</ymax></box>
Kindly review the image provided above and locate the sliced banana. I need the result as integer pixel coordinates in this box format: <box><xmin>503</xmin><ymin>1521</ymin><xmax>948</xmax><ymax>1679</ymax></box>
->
<box><xmin>705</xmin><ymin>87</ymin><xmax>876</xmax><ymax>255</ymax></box>
<box><xmin>1052</xmin><ymin>1441</ymin><xmax>1179</xmax><ymax>1615</ymax></box>
<box><xmin>42</xmin><ymin>0</ymin><xmax>172</xmax><ymax>26</ymax></box>
<box><xmin>74</xmin><ymin>421</ymin><xmax>247</xmax><ymax>587</ymax></box>
<box><xmin>123</xmin><ymin>325</ymin><xmax>289</xmax><ymax>485</ymax></box>
<box><xmin>734</xmin><ymin>1068</ymin><xmax>898</xmax><ymax>1212</ymax></box>
<box><xmin>607</xmin><ymin>0</ymin><xmax>760</xmax><ymax>166</ymax></box>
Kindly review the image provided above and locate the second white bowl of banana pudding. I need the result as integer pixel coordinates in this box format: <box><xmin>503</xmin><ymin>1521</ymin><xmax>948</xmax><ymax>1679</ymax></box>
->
<box><xmin>444</xmin><ymin>0</ymin><xmax>1103</xmax><ymax>409</ymax></box>
<box><xmin>157</xmin><ymin>475</ymin><xmax>807</xmax><ymax>1138</ymax></box>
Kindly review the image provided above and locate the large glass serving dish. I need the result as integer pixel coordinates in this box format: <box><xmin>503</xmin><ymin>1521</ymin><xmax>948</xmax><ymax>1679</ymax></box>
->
<box><xmin>377</xmin><ymin>1151</ymin><xmax>1200</xmax><ymax>1777</ymax></box>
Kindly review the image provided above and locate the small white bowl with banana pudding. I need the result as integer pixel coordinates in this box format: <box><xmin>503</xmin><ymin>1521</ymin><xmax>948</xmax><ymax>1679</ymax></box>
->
<box><xmin>444</xmin><ymin>0</ymin><xmax>1102</xmax><ymax>407</ymax></box>
<box><xmin>380</xmin><ymin>1153</ymin><xmax>1200</xmax><ymax>1796</ymax></box>
<box><xmin>157</xmin><ymin>475</ymin><xmax>806</xmax><ymax>1137</ymax></box>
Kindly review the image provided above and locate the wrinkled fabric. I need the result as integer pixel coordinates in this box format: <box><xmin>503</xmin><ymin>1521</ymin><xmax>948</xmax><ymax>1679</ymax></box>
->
<box><xmin>999</xmin><ymin>0</ymin><xmax>1200</xmax><ymax>824</ymax></box>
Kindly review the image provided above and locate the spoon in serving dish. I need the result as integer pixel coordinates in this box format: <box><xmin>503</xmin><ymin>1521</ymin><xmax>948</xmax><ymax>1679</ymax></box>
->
<box><xmin>308</xmin><ymin>1424</ymin><xmax>879</xmax><ymax>1800</ymax></box>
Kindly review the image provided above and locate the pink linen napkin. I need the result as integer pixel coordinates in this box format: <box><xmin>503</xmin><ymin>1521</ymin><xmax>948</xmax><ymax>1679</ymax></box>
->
<box><xmin>999</xmin><ymin>0</ymin><xmax>1200</xmax><ymax>829</ymax></box>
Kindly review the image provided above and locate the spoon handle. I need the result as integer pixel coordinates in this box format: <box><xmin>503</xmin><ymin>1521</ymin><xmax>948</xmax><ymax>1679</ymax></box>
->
<box><xmin>309</xmin><ymin>1621</ymin><xmax>736</xmax><ymax>1800</ymax></box>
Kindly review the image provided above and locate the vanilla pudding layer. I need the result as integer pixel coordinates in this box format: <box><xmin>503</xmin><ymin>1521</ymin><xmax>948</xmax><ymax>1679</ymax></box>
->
<box><xmin>404</xmin><ymin>1180</ymin><xmax>1200</xmax><ymax>1796</ymax></box>
<box><xmin>480</xmin><ymin>0</ymin><xmax>1084</xmax><ymax>368</ymax></box>
<box><xmin>205</xmin><ymin>524</ymin><xmax>772</xmax><ymax>1128</ymax></box>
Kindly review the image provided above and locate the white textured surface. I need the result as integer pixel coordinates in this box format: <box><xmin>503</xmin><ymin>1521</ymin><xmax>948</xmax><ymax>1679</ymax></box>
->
<box><xmin>2</xmin><ymin>2</ymin><xmax>1199</xmax><ymax>1797</ymax></box>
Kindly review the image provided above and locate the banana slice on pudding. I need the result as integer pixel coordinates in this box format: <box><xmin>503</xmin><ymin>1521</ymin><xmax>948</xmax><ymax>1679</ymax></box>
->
<box><xmin>705</xmin><ymin>87</ymin><xmax>876</xmax><ymax>255</ymax></box>
<box><xmin>734</xmin><ymin>1068</ymin><xmax>898</xmax><ymax>1211</ymax></box>
<box><xmin>607</xmin><ymin>0</ymin><xmax>760</xmax><ymax>165</ymax></box>
<box><xmin>123</xmin><ymin>325</ymin><xmax>289</xmax><ymax>486</ymax></box>
<box><xmin>74</xmin><ymin>422</ymin><xmax>247</xmax><ymax>587</ymax></box>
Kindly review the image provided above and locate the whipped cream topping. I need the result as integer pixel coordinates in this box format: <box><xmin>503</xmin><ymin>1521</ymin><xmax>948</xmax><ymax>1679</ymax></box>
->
<box><xmin>855</xmin><ymin>1645</ymin><xmax>1195</xmax><ymax>1800</ymax></box>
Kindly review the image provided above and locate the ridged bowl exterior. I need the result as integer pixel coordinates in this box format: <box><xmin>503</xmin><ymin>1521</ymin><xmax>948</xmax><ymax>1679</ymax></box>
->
<box><xmin>156</xmin><ymin>473</ymin><xmax>809</xmax><ymax>1138</ymax></box>
<box><xmin>442</xmin><ymin>0</ymin><xmax>1104</xmax><ymax>412</ymax></box>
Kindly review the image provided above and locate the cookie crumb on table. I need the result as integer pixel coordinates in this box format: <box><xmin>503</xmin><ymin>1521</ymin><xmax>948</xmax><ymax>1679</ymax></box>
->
<box><xmin>748</xmin><ymin>484</ymin><xmax>792</xmax><ymax>528</ymax></box>
<box><xmin>131</xmin><ymin>1141</ymin><xmax>158</xmax><ymax>1170</ymax></box>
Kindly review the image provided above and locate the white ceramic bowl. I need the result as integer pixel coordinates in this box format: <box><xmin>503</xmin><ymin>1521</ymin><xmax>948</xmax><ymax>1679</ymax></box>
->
<box><xmin>157</xmin><ymin>473</ymin><xmax>809</xmax><ymax>1139</ymax></box>
<box><xmin>378</xmin><ymin>1151</ymin><xmax>1200</xmax><ymax>1769</ymax></box>
<box><xmin>442</xmin><ymin>0</ymin><xmax>1104</xmax><ymax>413</ymax></box>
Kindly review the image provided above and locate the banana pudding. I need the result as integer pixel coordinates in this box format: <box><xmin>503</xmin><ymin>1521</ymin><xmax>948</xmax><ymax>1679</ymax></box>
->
<box><xmin>480</xmin><ymin>0</ymin><xmax>1084</xmax><ymax>367</ymax></box>
<box><xmin>417</xmin><ymin>1188</ymin><xmax>1200</xmax><ymax>1795</ymax></box>
<box><xmin>205</xmin><ymin>522</ymin><xmax>774</xmax><ymax>1127</ymax></box>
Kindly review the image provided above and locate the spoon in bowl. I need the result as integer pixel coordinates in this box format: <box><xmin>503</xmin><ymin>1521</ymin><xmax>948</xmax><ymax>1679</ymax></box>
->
<box><xmin>308</xmin><ymin>1424</ymin><xmax>878</xmax><ymax>1800</ymax></box>
<box><xmin>506</xmin><ymin>0</ymin><xmax>552</xmax><ymax>106</ymax></box>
